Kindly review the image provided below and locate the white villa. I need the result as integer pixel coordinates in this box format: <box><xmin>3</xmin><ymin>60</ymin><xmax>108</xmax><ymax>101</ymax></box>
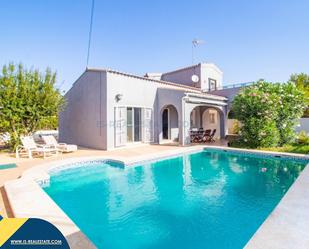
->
<box><xmin>59</xmin><ymin>63</ymin><xmax>234</xmax><ymax>150</ymax></box>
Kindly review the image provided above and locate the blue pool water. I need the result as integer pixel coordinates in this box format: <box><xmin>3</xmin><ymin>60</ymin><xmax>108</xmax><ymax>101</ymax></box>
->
<box><xmin>0</xmin><ymin>163</ymin><xmax>16</xmax><ymax>170</ymax></box>
<box><xmin>43</xmin><ymin>150</ymin><xmax>307</xmax><ymax>249</ymax></box>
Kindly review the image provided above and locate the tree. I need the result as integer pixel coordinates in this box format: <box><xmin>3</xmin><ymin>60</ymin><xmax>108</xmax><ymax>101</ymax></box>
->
<box><xmin>0</xmin><ymin>63</ymin><xmax>65</xmax><ymax>149</ymax></box>
<box><xmin>289</xmin><ymin>73</ymin><xmax>309</xmax><ymax>117</ymax></box>
<box><xmin>232</xmin><ymin>81</ymin><xmax>305</xmax><ymax>148</ymax></box>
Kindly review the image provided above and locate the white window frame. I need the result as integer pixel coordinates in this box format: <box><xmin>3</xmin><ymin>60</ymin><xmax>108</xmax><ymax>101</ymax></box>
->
<box><xmin>115</xmin><ymin>106</ymin><xmax>154</xmax><ymax>147</ymax></box>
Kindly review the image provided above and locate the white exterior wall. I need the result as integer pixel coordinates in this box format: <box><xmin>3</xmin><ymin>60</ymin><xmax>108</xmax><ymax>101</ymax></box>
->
<box><xmin>190</xmin><ymin>107</ymin><xmax>202</xmax><ymax>128</ymax></box>
<box><xmin>200</xmin><ymin>64</ymin><xmax>223</xmax><ymax>91</ymax></box>
<box><xmin>106</xmin><ymin>73</ymin><xmax>158</xmax><ymax>149</ymax></box>
<box><xmin>59</xmin><ymin>71</ymin><xmax>107</xmax><ymax>149</ymax></box>
<box><xmin>166</xmin><ymin>106</ymin><xmax>179</xmax><ymax>141</ymax></box>
<box><xmin>295</xmin><ymin>118</ymin><xmax>309</xmax><ymax>134</ymax></box>
<box><xmin>105</xmin><ymin>73</ymin><xmax>189</xmax><ymax>149</ymax></box>
<box><xmin>156</xmin><ymin>88</ymin><xmax>185</xmax><ymax>144</ymax></box>
<box><xmin>161</xmin><ymin>63</ymin><xmax>223</xmax><ymax>91</ymax></box>
<box><xmin>209</xmin><ymin>87</ymin><xmax>242</xmax><ymax>110</ymax></box>
<box><xmin>60</xmin><ymin>69</ymin><xmax>228</xmax><ymax>150</ymax></box>
<box><xmin>161</xmin><ymin>65</ymin><xmax>201</xmax><ymax>88</ymax></box>
<box><xmin>210</xmin><ymin>87</ymin><xmax>242</xmax><ymax>99</ymax></box>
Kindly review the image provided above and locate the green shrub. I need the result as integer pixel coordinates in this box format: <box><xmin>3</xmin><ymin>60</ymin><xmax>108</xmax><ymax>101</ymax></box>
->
<box><xmin>238</xmin><ymin>118</ymin><xmax>280</xmax><ymax>148</ymax></box>
<box><xmin>231</xmin><ymin>81</ymin><xmax>305</xmax><ymax>148</ymax></box>
<box><xmin>297</xmin><ymin>130</ymin><xmax>309</xmax><ymax>144</ymax></box>
<box><xmin>0</xmin><ymin>63</ymin><xmax>65</xmax><ymax>150</ymax></box>
<box><xmin>289</xmin><ymin>73</ymin><xmax>309</xmax><ymax>117</ymax></box>
<box><xmin>37</xmin><ymin>116</ymin><xmax>58</xmax><ymax>130</ymax></box>
<box><xmin>231</xmin><ymin>120</ymin><xmax>241</xmax><ymax>134</ymax></box>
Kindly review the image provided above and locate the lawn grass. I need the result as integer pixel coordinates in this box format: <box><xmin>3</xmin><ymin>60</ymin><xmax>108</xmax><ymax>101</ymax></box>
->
<box><xmin>259</xmin><ymin>144</ymin><xmax>309</xmax><ymax>154</ymax></box>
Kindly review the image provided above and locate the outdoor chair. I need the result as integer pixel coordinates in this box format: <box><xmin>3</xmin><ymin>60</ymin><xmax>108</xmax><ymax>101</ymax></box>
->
<box><xmin>208</xmin><ymin>129</ymin><xmax>216</xmax><ymax>142</ymax></box>
<box><xmin>42</xmin><ymin>135</ymin><xmax>77</xmax><ymax>153</ymax></box>
<box><xmin>201</xmin><ymin>129</ymin><xmax>211</xmax><ymax>143</ymax></box>
<box><xmin>190</xmin><ymin>129</ymin><xmax>199</xmax><ymax>143</ymax></box>
<box><xmin>198</xmin><ymin>127</ymin><xmax>204</xmax><ymax>135</ymax></box>
<box><xmin>16</xmin><ymin>136</ymin><xmax>58</xmax><ymax>159</ymax></box>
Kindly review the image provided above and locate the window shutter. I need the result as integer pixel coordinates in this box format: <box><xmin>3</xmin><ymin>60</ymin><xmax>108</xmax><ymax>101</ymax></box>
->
<box><xmin>114</xmin><ymin>107</ymin><xmax>127</xmax><ymax>147</ymax></box>
<box><xmin>142</xmin><ymin>108</ymin><xmax>154</xmax><ymax>143</ymax></box>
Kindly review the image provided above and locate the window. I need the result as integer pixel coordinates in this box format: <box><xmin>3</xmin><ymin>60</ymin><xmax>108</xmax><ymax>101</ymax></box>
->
<box><xmin>208</xmin><ymin>78</ymin><xmax>217</xmax><ymax>91</ymax></box>
<box><xmin>210</xmin><ymin>113</ymin><xmax>216</xmax><ymax>124</ymax></box>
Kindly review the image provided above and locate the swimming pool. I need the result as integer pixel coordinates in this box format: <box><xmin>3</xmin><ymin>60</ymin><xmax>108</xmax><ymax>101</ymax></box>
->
<box><xmin>0</xmin><ymin>163</ymin><xmax>16</xmax><ymax>170</ymax></box>
<box><xmin>43</xmin><ymin>149</ymin><xmax>308</xmax><ymax>249</ymax></box>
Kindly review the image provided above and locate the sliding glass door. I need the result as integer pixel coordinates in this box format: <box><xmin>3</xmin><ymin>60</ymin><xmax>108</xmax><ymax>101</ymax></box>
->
<box><xmin>126</xmin><ymin>107</ymin><xmax>141</xmax><ymax>143</ymax></box>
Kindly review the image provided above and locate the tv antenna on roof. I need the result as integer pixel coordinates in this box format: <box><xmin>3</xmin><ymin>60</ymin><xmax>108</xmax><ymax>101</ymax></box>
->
<box><xmin>191</xmin><ymin>39</ymin><xmax>204</xmax><ymax>85</ymax></box>
<box><xmin>191</xmin><ymin>39</ymin><xmax>204</xmax><ymax>64</ymax></box>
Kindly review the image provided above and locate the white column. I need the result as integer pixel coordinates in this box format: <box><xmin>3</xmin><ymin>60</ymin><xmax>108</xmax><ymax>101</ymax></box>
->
<box><xmin>180</xmin><ymin>101</ymin><xmax>195</xmax><ymax>146</ymax></box>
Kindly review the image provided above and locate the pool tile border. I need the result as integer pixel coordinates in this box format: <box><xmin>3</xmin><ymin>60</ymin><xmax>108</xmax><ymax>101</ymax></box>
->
<box><xmin>204</xmin><ymin>147</ymin><xmax>309</xmax><ymax>161</ymax></box>
<box><xmin>205</xmin><ymin>146</ymin><xmax>309</xmax><ymax>160</ymax></box>
<box><xmin>48</xmin><ymin>159</ymin><xmax>125</xmax><ymax>175</ymax></box>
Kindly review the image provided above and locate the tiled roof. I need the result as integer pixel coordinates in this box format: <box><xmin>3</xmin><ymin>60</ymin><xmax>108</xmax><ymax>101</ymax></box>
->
<box><xmin>85</xmin><ymin>67</ymin><xmax>226</xmax><ymax>99</ymax></box>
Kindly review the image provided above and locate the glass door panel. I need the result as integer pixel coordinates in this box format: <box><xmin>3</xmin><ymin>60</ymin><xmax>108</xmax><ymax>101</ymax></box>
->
<box><xmin>127</xmin><ymin>107</ymin><xmax>133</xmax><ymax>142</ymax></box>
<box><xmin>134</xmin><ymin>108</ymin><xmax>141</xmax><ymax>142</ymax></box>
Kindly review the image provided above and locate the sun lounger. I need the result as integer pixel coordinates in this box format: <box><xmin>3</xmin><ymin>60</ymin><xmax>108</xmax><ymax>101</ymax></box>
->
<box><xmin>42</xmin><ymin>135</ymin><xmax>77</xmax><ymax>153</ymax></box>
<box><xmin>16</xmin><ymin>136</ymin><xmax>58</xmax><ymax>159</ymax></box>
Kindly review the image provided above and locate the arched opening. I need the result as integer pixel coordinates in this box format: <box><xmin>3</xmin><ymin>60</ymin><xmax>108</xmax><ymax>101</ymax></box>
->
<box><xmin>161</xmin><ymin>105</ymin><xmax>179</xmax><ymax>142</ymax></box>
<box><xmin>228</xmin><ymin>110</ymin><xmax>236</xmax><ymax>119</ymax></box>
<box><xmin>189</xmin><ymin>106</ymin><xmax>224</xmax><ymax>142</ymax></box>
<box><xmin>202</xmin><ymin>108</ymin><xmax>221</xmax><ymax>139</ymax></box>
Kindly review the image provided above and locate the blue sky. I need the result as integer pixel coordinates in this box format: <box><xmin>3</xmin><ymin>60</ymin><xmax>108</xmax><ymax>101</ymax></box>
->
<box><xmin>1</xmin><ymin>0</ymin><xmax>308</xmax><ymax>92</ymax></box>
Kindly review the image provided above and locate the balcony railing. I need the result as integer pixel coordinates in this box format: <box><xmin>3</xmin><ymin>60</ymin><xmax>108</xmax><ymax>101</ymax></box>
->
<box><xmin>203</xmin><ymin>81</ymin><xmax>255</xmax><ymax>92</ymax></box>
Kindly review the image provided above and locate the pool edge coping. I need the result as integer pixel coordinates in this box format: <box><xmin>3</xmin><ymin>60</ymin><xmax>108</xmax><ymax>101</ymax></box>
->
<box><xmin>4</xmin><ymin>178</ymin><xmax>97</xmax><ymax>249</ymax></box>
<box><xmin>4</xmin><ymin>145</ymin><xmax>309</xmax><ymax>249</ymax></box>
<box><xmin>244</xmin><ymin>160</ymin><xmax>309</xmax><ymax>249</ymax></box>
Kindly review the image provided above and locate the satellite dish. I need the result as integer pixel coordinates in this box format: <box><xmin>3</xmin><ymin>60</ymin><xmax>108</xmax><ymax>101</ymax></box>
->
<box><xmin>191</xmin><ymin>75</ymin><xmax>199</xmax><ymax>83</ymax></box>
